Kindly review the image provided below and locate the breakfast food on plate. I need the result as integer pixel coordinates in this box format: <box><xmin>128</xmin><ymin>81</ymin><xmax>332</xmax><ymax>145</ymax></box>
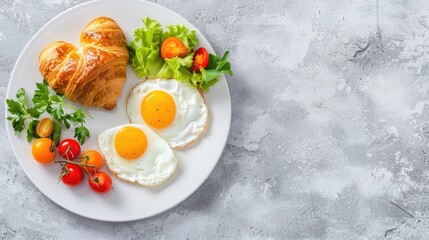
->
<box><xmin>7</xmin><ymin>15</ymin><xmax>234</xmax><ymax>193</ymax></box>
<box><xmin>128</xmin><ymin>17</ymin><xmax>233</xmax><ymax>91</ymax></box>
<box><xmin>127</xmin><ymin>78</ymin><xmax>208</xmax><ymax>148</ymax></box>
<box><xmin>7</xmin><ymin>81</ymin><xmax>91</xmax><ymax>144</ymax></box>
<box><xmin>89</xmin><ymin>171</ymin><xmax>112</xmax><ymax>193</ymax></box>
<box><xmin>61</xmin><ymin>164</ymin><xmax>84</xmax><ymax>186</ymax></box>
<box><xmin>125</xmin><ymin>18</ymin><xmax>234</xmax><ymax>149</ymax></box>
<box><xmin>38</xmin><ymin>16</ymin><xmax>129</xmax><ymax>110</ymax></box>
<box><xmin>80</xmin><ymin>150</ymin><xmax>104</xmax><ymax>173</ymax></box>
<box><xmin>6</xmin><ymin>84</ymin><xmax>110</xmax><ymax>190</ymax></box>
<box><xmin>58</xmin><ymin>138</ymin><xmax>81</xmax><ymax>160</ymax></box>
<box><xmin>31</xmin><ymin>138</ymin><xmax>56</xmax><ymax>164</ymax></box>
<box><xmin>98</xmin><ymin>124</ymin><xmax>177</xmax><ymax>186</ymax></box>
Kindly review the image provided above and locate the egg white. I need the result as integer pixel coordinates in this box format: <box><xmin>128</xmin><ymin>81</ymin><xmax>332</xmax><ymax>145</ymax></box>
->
<box><xmin>127</xmin><ymin>78</ymin><xmax>208</xmax><ymax>148</ymax></box>
<box><xmin>98</xmin><ymin>124</ymin><xmax>177</xmax><ymax>187</ymax></box>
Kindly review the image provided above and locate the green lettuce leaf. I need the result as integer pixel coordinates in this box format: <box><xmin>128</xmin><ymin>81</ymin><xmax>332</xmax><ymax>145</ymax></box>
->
<box><xmin>157</xmin><ymin>54</ymin><xmax>194</xmax><ymax>81</ymax></box>
<box><xmin>128</xmin><ymin>17</ymin><xmax>164</xmax><ymax>78</ymax></box>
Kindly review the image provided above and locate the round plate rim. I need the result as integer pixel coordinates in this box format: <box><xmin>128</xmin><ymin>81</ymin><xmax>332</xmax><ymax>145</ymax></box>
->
<box><xmin>5</xmin><ymin>0</ymin><xmax>231</xmax><ymax>222</ymax></box>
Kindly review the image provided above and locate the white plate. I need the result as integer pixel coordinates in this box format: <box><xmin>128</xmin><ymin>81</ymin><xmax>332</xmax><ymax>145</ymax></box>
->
<box><xmin>5</xmin><ymin>0</ymin><xmax>231</xmax><ymax>222</ymax></box>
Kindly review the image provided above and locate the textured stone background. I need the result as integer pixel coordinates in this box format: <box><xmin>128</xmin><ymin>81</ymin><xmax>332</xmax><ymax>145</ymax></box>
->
<box><xmin>2</xmin><ymin>0</ymin><xmax>429</xmax><ymax>239</ymax></box>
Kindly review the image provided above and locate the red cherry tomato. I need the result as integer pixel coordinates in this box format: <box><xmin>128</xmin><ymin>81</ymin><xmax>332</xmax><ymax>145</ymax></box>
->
<box><xmin>58</xmin><ymin>138</ymin><xmax>81</xmax><ymax>160</ymax></box>
<box><xmin>61</xmin><ymin>164</ymin><xmax>84</xmax><ymax>186</ymax></box>
<box><xmin>89</xmin><ymin>171</ymin><xmax>112</xmax><ymax>193</ymax></box>
<box><xmin>191</xmin><ymin>47</ymin><xmax>209</xmax><ymax>71</ymax></box>
<box><xmin>161</xmin><ymin>37</ymin><xmax>188</xmax><ymax>59</ymax></box>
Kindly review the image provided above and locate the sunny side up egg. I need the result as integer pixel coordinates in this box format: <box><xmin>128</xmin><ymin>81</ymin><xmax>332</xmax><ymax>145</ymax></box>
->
<box><xmin>98</xmin><ymin>124</ymin><xmax>177</xmax><ymax>187</ymax></box>
<box><xmin>127</xmin><ymin>78</ymin><xmax>208</xmax><ymax>148</ymax></box>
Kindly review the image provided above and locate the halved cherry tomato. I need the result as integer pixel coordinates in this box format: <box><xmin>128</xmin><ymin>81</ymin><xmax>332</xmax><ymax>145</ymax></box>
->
<box><xmin>191</xmin><ymin>47</ymin><xmax>209</xmax><ymax>71</ymax></box>
<box><xmin>161</xmin><ymin>37</ymin><xmax>188</xmax><ymax>59</ymax></box>
<box><xmin>89</xmin><ymin>171</ymin><xmax>112</xmax><ymax>193</ymax></box>
<box><xmin>36</xmin><ymin>118</ymin><xmax>54</xmax><ymax>138</ymax></box>
<box><xmin>31</xmin><ymin>138</ymin><xmax>56</xmax><ymax>164</ymax></box>
<box><xmin>58</xmin><ymin>138</ymin><xmax>81</xmax><ymax>160</ymax></box>
<box><xmin>80</xmin><ymin>150</ymin><xmax>103</xmax><ymax>174</ymax></box>
<box><xmin>61</xmin><ymin>164</ymin><xmax>84</xmax><ymax>186</ymax></box>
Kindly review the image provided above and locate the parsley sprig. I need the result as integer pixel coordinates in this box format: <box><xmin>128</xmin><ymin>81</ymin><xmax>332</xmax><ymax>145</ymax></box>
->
<box><xmin>199</xmin><ymin>51</ymin><xmax>233</xmax><ymax>91</ymax></box>
<box><xmin>6</xmin><ymin>88</ymin><xmax>40</xmax><ymax>142</ymax></box>
<box><xmin>6</xmin><ymin>80</ymin><xmax>92</xmax><ymax>144</ymax></box>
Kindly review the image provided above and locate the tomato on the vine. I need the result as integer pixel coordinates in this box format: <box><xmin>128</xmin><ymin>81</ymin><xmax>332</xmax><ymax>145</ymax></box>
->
<box><xmin>61</xmin><ymin>164</ymin><xmax>84</xmax><ymax>186</ymax></box>
<box><xmin>31</xmin><ymin>138</ymin><xmax>56</xmax><ymax>164</ymax></box>
<box><xmin>58</xmin><ymin>138</ymin><xmax>81</xmax><ymax>160</ymax></box>
<box><xmin>80</xmin><ymin>150</ymin><xmax>103</xmax><ymax>173</ymax></box>
<box><xmin>89</xmin><ymin>171</ymin><xmax>112</xmax><ymax>193</ymax></box>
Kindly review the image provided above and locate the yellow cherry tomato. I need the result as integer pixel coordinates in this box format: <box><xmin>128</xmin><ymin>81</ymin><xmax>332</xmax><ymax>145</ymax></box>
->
<box><xmin>36</xmin><ymin>118</ymin><xmax>54</xmax><ymax>138</ymax></box>
<box><xmin>80</xmin><ymin>150</ymin><xmax>103</xmax><ymax>173</ymax></box>
<box><xmin>31</xmin><ymin>138</ymin><xmax>56</xmax><ymax>164</ymax></box>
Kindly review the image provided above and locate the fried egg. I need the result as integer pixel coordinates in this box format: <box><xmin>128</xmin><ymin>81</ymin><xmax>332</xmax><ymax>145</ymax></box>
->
<box><xmin>98</xmin><ymin>124</ymin><xmax>177</xmax><ymax>186</ymax></box>
<box><xmin>127</xmin><ymin>78</ymin><xmax>208</xmax><ymax>148</ymax></box>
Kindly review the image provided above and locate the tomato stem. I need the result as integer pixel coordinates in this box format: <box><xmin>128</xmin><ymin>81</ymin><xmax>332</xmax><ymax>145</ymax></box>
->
<box><xmin>57</xmin><ymin>168</ymin><xmax>68</xmax><ymax>183</ymax></box>
<box><xmin>54</xmin><ymin>160</ymin><xmax>96</xmax><ymax>168</ymax></box>
<box><xmin>90</xmin><ymin>176</ymin><xmax>99</xmax><ymax>188</ymax></box>
<box><xmin>49</xmin><ymin>138</ymin><xmax>56</xmax><ymax>153</ymax></box>
<box><xmin>82</xmin><ymin>164</ymin><xmax>95</xmax><ymax>174</ymax></box>
<box><xmin>82</xmin><ymin>154</ymin><xmax>90</xmax><ymax>163</ymax></box>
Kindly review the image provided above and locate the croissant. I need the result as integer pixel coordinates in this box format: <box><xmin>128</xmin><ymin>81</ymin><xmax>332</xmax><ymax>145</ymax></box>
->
<box><xmin>39</xmin><ymin>17</ymin><xmax>129</xmax><ymax>110</ymax></box>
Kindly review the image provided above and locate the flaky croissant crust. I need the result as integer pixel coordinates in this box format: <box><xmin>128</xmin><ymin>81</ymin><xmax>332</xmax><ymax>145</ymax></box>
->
<box><xmin>39</xmin><ymin>16</ymin><xmax>129</xmax><ymax>110</ymax></box>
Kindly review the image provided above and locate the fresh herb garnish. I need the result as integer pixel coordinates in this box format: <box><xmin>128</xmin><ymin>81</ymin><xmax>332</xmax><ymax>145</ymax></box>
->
<box><xmin>6</xmin><ymin>80</ymin><xmax>92</xmax><ymax>144</ymax></box>
<box><xmin>6</xmin><ymin>88</ymin><xmax>40</xmax><ymax>139</ymax></box>
<box><xmin>198</xmin><ymin>51</ymin><xmax>233</xmax><ymax>91</ymax></box>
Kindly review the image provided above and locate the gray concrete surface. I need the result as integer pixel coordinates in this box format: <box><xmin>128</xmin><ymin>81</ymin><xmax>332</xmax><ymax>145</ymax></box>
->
<box><xmin>2</xmin><ymin>0</ymin><xmax>429</xmax><ymax>239</ymax></box>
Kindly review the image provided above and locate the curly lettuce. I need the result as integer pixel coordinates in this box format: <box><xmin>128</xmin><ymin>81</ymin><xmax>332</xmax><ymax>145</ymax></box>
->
<box><xmin>128</xmin><ymin>18</ymin><xmax>233</xmax><ymax>91</ymax></box>
<box><xmin>127</xmin><ymin>17</ymin><xmax>164</xmax><ymax>78</ymax></box>
<box><xmin>157</xmin><ymin>54</ymin><xmax>194</xmax><ymax>81</ymax></box>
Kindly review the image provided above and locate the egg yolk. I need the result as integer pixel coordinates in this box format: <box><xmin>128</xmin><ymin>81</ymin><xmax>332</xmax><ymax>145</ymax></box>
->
<box><xmin>114</xmin><ymin>127</ymin><xmax>147</xmax><ymax>160</ymax></box>
<box><xmin>141</xmin><ymin>90</ymin><xmax>176</xmax><ymax>129</ymax></box>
